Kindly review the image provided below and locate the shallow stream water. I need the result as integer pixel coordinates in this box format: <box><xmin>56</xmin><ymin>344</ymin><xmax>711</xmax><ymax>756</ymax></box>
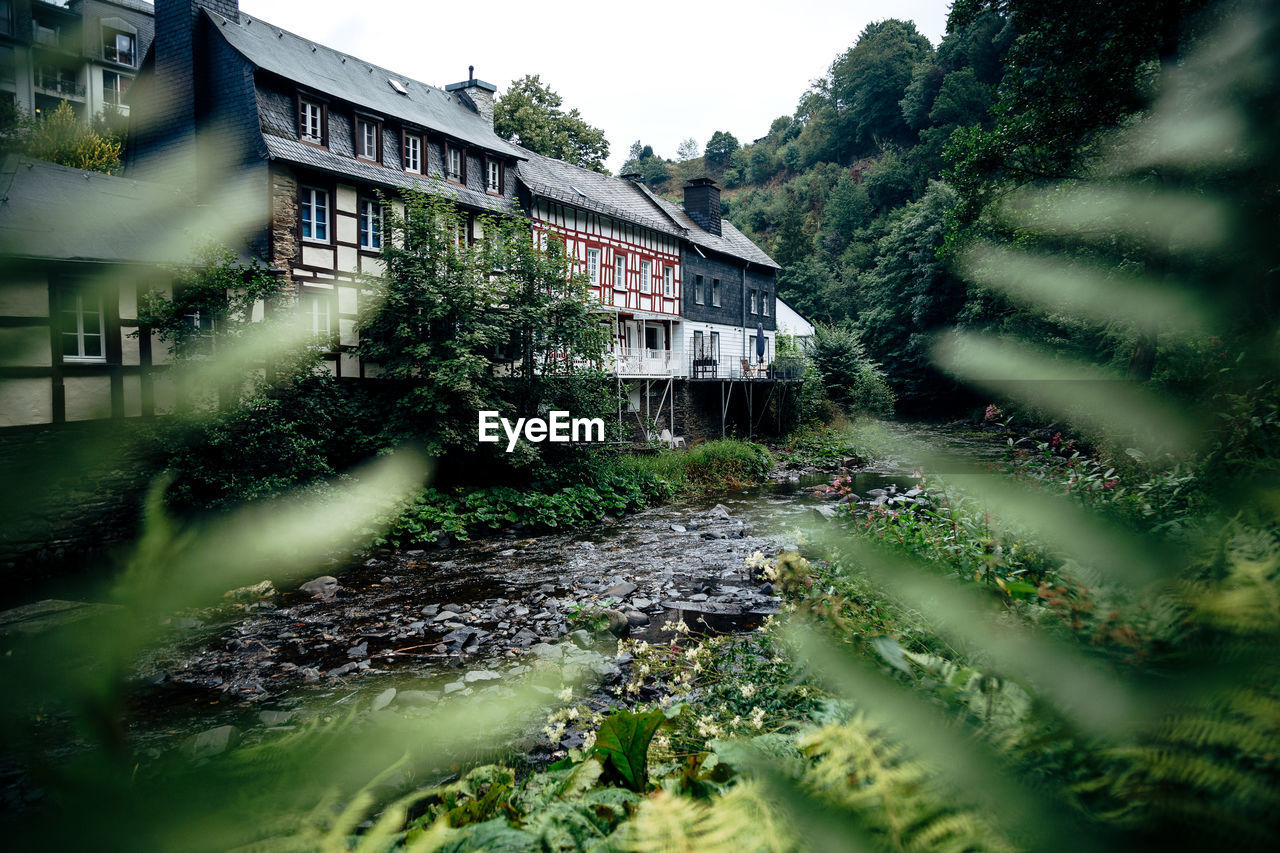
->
<box><xmin>122</xmin><ymin>420</ymin><xmax>1006</xmax><ymax>748</ymax></box>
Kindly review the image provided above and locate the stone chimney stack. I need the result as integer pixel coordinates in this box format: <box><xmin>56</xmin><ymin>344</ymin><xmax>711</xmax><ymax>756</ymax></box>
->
<box><xmin>445</xmin><ymin>66</ymin><xmax>498</xmax><ymax>127</ymax></box>
<box><xmin>683</xmin><ymin>177</ymin><xmax>722</xmax><ymax>236</ymax></box>
<box><xmin>131</xmin><ymin>1</ymin><xmax>241</xmax><ymax>191</ymax></box>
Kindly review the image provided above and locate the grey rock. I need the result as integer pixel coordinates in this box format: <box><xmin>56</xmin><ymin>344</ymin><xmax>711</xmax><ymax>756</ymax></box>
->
<box><xmin>710</xmin><ymin>504</ymin><xmax>732</xmax><ymax>520</ymax></box>
<box><xmin>300</xmin><ymin>576</ymin><xmax>339</xmax><ymax>597</ymax></box>
<box><xmin>300</xmin><ymin>667</ymin><xmax>321</xmax><ymax>683</ymax></box>
<box><xmin>464</xmin><ymin>669</ymin><xmax>501</xmax><ymax>683</ymax></box>
<box><xmin>625</xmin><ymin>610</ymin><xmax>650</xmax><ymax>628</ymax></box>
<box><xmin>182</xmin><ymin>725</ymin><xmax>240</xmax><ymax>760</ymax></box>
<box><xmin>443</xmin><ymin>681</ymin><xmax>465</xmax><ymax>695</ymax></box>
<box><xmin>579</xmin><ymin>542</ymin><xmax>596</xmax><ymax>550</ymax></box>
<box><xmin>420</xmin><ymin>604</ymin><xmax>440</xmax><ymax>616</ymax></box>
<box><xmin>258</xmin><ymin>710</ymin><xmax>293</xmax><ymax>726</ymax></box>
<box><xmin>396</xmin><ymin>690</ymin><xmax>437</xmax><ymax>706</ymax></box>
<box><xmin>568</xmin><ymin>629</ymin><xmax>595</xmax><ymax>649</ymax></box>
<box><xmin>433</xmin><ymin>610</ymin><xmax>461</xmax><ymax>623</ymax></box>
<box><xmin>328</xmin><ymin>662</ymin><xmax>359</xmax><ymax>678</ymax></box>
<box><xmin>602</xmin><ymin>582</ymin><xmax>637</xmax><ymax>599</ymax></box>
<box><xmin>531</xmin><ymin>643</ymin><xmax>562</xmax><ymax>660</ymax></box>
<box><xmin>632</xmin><ymin>598</ymin><xmax>653</xmax><ymax>611</ymax></box>
<box><xmin>347</xmin><ymin>642</ymin><xmax>368</xmax><ymax>659</ymax></box>
<box><xmin>602</xmin><ymin>609</ymin><xmax>631</xmax><ymax>639</ymax></box>
<box><xmin>371</xmin><ymin>687</ymin><xmax>397</xmax><ymax>712</ymax></box>
<box><xmin>670</xmin><ymin>524</ymin><xmax>687</xmax><ymax>533</ymax></box>
<box><xmin>689</xmin><ymin>593</ymin><xmax>709</xmax><ymax>602</ymax></box>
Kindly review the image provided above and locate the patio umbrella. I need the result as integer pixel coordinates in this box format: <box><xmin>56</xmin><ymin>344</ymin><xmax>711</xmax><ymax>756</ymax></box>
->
<box><xmin>756</xmin><ymin>322</ymin><xmax>766</xmax><ymax>364</ymax></box>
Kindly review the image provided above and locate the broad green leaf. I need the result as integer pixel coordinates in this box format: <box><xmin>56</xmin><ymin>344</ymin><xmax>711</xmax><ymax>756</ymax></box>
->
<box><xmin>591</xmin><ymin>708</ymin><xmax>666</xmax><ymax>792</ymax></box>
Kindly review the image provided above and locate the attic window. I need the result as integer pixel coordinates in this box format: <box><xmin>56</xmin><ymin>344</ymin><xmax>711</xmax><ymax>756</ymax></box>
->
<box><xmin>570</xmin><ymin>186</ymin><xmax>586</xmax><ymax>198</ymax></box>
<box><xmin>388</xmin><ymin>78</ymin><xmax>408</xmax><ymax>96</ymax></box>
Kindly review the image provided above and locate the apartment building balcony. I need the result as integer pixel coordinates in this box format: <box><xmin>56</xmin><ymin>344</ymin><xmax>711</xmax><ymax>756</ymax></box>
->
<box><xmin>34</xmin><ymin>79</ymin><xmax>84</xmax><ymax>100</ymax></box>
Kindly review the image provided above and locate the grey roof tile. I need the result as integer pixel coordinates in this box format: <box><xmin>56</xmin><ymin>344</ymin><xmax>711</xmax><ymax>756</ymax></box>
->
<box><xmin>262</xmin><ymin>137</ymin><xmax>513</xmax><ymax>214</ymax></box>
<box><xmin>513</xmin><ymin>148</ymin><xmax>778</xmax><ymax>269</ymax></box>
<box><xmin>206</xmin><ymin>9</ymin><xmax>524</xmax><ymax>160</ymax></box>
<box><xmin>0</xmin><ymin>155</ymin><xmax>199</xmax><ymax>264</ymax></box>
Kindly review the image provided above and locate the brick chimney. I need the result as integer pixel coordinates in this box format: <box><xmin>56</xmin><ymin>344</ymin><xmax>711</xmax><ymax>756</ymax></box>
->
<box><xmin>445</xmin><ymin>66</ymin><xmax>497</xmax><ymax>127</ymax></box>
<box><xmin>683</xmin><ymin>177</ymin><xmax>721</xmax><ymax>236</ymax></box>
<box><xmin>131</xmin><ymin>1</ymin><xmax>241</xmax><ymax>192</ymax></box>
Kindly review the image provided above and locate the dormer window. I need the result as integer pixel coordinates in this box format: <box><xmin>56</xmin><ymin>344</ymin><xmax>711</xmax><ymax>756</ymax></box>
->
<box><xmin>486</xmin><ymin>158</ymin><xmax>502</xmax><ymax>194</ymax></box>
<box><xmin>356</xmin><ymin>116</ymin><xmax>380</xmax><ymax>162</ymax></box>
<box><xmin>103</xmin><ymin>28</ymin><xmax>135</xmax><ymax>67</ymax></box>
<box><xmin>403</xmin><ymin>132</ymin><xmax>422</xmax><ymax>174</ymax></box>
<box><xmin>299</xmin><ymin>97</ymin><xmax>324</xmax><ymax>145</ymax></box>
<box><xmin>446</xmin><ymin>144</ymin><xmax>464</xmax><ymax>183</ymax></box>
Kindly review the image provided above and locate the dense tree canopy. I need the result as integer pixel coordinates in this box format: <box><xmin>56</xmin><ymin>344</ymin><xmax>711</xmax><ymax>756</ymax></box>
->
<box><xmin>493</xmin><ymin>75</ymin><xmax>610</xmax><ymax>172</ymax></box>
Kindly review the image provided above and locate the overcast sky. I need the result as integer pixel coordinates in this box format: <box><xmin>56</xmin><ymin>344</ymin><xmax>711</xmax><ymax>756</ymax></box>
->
<box><xmin>240</xmin><ymin>0</ymin><xmax>954</xmax><ymax>172</ymax></box>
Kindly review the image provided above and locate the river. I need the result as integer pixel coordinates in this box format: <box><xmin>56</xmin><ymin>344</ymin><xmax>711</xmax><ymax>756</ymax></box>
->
<box><xmin>122</xmin><ymin>420</ymin><xmax>1005</xmax><ymax>750</ymax></box>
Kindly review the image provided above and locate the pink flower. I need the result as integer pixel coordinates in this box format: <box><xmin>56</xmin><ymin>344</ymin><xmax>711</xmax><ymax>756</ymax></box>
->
<box><xmin>984</xmin><ymin>404</ymin><xmax>1003</xmax><ymax>422</ymax></box>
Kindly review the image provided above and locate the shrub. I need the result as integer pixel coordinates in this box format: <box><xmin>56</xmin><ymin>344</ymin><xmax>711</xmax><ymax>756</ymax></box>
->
<box><xmin>808</xmin><ymin>324</ymin><xmax>895</xmax><ymax>416</ymax></box>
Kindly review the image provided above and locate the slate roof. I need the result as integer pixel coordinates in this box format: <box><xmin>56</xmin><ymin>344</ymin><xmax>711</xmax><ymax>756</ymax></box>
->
<box><xmin>261</xmin><ymin>136</ymin><xmax>512</xmax><ymax>214</ymax></box>
<box><xmin>0</xmin><ymin>156</ymin><xmax>198</xmax><ymax>264</ymax></box>
<box><xmin>205</xmin><ymin>9</ymin><xmax>525</xmax><ymax>161</ymax></box>
<box><xmin>514</xmin><ymin>149</ymin><xmax>778</xmax><ymax>270</ymax></box>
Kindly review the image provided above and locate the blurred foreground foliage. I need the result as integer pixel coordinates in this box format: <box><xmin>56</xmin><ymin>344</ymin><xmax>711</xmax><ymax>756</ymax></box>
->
<box><xmin>3</xmin><ymin>2</ymin><xmax>1280</xmax><ymax>850</ymax></box>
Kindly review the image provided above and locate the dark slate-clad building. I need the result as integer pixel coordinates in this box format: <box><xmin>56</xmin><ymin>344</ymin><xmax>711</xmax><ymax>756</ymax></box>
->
<box><xmin>126</xmin><ymin>0</ymin><xmax>524</xmax><ymax>378</ymax></box>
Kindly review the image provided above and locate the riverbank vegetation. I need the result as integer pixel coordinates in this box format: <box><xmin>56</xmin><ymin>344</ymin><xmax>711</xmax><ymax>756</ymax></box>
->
<box><xmin>4</xmin><ymin>0</ymin><xmax>1279</xmax><ymax>850</ymax></box>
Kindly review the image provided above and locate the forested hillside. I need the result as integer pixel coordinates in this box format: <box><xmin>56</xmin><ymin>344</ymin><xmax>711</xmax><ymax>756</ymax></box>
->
<box><xmin>630</xmin><ymin>1</ymin><xmax>1218</xmax><ymax>411</ymax></box>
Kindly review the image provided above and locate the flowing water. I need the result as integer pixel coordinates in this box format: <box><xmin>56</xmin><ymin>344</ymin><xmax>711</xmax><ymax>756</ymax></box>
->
<box><xmin>117</xmin><ymin>421</ymin><xmax>1007</xmax><ymax>747</ymax></box>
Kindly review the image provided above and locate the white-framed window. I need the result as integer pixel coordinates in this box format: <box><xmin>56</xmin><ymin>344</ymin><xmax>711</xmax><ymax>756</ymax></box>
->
<box><xmin>359</xmin><ymin>198</ymin><xmax>382</xmax><ymax>251</ymax></box>
<box><xmin>58</xmin><ymin>284</ymin><xmax>106</xmax><ymax>362</ymax></box>
<box><xmin>762</xmin><ymin>291</ymin><xmax>770</xmax><ymax>317</ymax></box>
<box><xmin>613</xmin><ymin>254</ymin><xmax>626</xmax><ymax>290</ymax></box>
<box><xmin>749</xmin><ymin>289</ymin><xmax>758</xmax><ymax>315</ymax></box>
<box><xmin>403</xmin><ymin>132</ymin><xmax>421</xmax><ymax>173</ymax></box>
<box><xmin>663</xmin><ymin>266</ymin><xmax>673</xmax><ymax>297</ymax></box>
<box><xmin>710</xmin><ymin>331</ymin><xmax>720</xmax><ymax>361</ymax></box>
<box><xmin>103</xmin><ymin>29</ymin><xmax>135</xmax><ymax>67</ymax></box>
<box><xmin>299</xmin><ymin>98</ymin><xmax>323</xmax><ymax>144</ymax></box>
<box><xmin>486</xmin><ymin>158</ymin><xmax>502</xmax><ymax>193</ymax></box>
<box><xmin>299</xmin><ymin>291</ymin><xmax>331</xmax><ymax>346</ymax></box>
<box><xmin>694</xmin><ymin>274</ymin><xmax>704</xmax><ymax>304</ymax></box>
<box><xmin>182</xmin><ymin>307</ymin><xmax>217</xmax><ymax>355</ymax></box>
<box><xmin>711</xmin><ymin>278</ymin><xmax>722</xmax><ymax>307</ymax></box>
<box><xmin>300</xmin><ymin>186</ymin><xmax>329</xmax><ymax>243</ymax></box>
<box><xmin>586</xmin><ymin>248</ymin><xmax>600</xmax><ymax>286</ymax></box>
<box><xmin>447</xmin><ymin>145</ymin><xmax>464</xmax><ymax>182</ymax></box>
<box><xmin>640</xmin><ymin>259</ymin><xmax>651</xmax><ymax>294</ymax></box>
<box><xmin>693</xmin><ymin>330</ymin><xmax>704</xmax><ymax>358</ymax></box>
<box><xmin>102</xmin><ymin>70</ymin><xmax>130</xmax><ymax>106</ymax></box>
<box><xmin>356</xmin><ymin>117</ymin><xmax>379</xmax><ymax>160</ymax></box>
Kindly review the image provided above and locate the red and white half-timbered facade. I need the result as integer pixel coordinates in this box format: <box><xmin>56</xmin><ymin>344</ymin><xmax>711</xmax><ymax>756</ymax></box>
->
<box><xmin>529</xmin><ymin>197</ymin><xmax>682</xmax><ymax>378</ymax></box>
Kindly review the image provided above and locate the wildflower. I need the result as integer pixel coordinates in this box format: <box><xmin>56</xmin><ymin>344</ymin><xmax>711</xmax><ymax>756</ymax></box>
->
<box><xmin>749</xmin><ymin>707</ymin><xmax>766</xmax><ymax>729</ymax></box>
<box><xmin>740</xmin><ymin>683</ymin><xmax>757</xmax><ymax>699</ymax></box>
<box><xmin>984</xmin><ymin>404</ymin><xmax>1003</xmax><ymax>422</ymax></box>
<box><xmin>556</xmin><ymin>687</ymin><xmax>573</xmax><ymax>702</ymax></box>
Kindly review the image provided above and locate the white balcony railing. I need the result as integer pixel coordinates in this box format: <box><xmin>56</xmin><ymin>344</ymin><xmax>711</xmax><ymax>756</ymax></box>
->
<box><xmin>612</xmin><ymin>347</ymin><xmax>673</xmax><ymax>376</ymax></box>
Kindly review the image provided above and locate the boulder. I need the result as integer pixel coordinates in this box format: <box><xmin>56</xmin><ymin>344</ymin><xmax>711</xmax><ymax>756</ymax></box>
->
<box><xmin>300</xmin><ymin>576</ymin><xmax>339</xmax><ymax>597</ymax></box>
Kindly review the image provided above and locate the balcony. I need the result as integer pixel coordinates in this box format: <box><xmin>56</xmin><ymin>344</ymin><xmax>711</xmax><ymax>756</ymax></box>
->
<box><xmin>34</xmin><ymin>72</ymin><xmax>84</xmax><ymax>100</ymax></box>
<box><xmin>687</xmin><ymin>355</ymin><xmax>806</xmax><ymax>381</ymax></box>
<box><xmin>612</xmin><ymin>347</ymin><xmax>674</xmax><ymax>377</ymax></box>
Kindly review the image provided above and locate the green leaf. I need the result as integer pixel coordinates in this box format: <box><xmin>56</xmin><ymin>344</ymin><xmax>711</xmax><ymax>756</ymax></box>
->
<box><xmin>590</xmin><ymin>708</ymin><xmax>666</xmax><ymax>792</ymax></box>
